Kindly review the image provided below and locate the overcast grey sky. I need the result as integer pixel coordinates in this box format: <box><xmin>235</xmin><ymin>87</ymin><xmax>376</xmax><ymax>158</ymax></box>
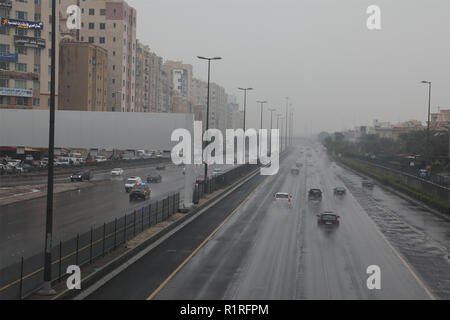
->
<box><xmin>132</xmin><ymin>0</ymin><xmax>450</xmax><ymax>135</ymax></box>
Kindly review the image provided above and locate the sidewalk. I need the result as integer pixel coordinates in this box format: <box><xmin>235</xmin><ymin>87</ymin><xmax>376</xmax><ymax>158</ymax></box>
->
<box><xmin>0</xmin><ymin>182</ymin><xmax>95</xmax><ymax>207</ymax></box>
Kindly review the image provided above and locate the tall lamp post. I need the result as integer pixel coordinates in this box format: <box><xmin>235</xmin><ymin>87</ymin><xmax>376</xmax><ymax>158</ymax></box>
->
<box><xmin>238</xmin><ymin>87</ymin><xmax>253</xmax><ymax>132</ymax></box>
<box><xmin>277</xmin><ymin>114</ymin><xmax>284</xmax><ymax>152</ymax></box>
<box><xmin>198</xmin><ymin>56</ymin><xmax>222</xmax><ymax>181</ymax></box>
<box><xmin>285</xmin><ymin>97</ymin><xmax>289</xmax><ymax>150</ymax></box>
<box><xmin>257</xmin><ymin>100</ymin><xmax>268</xmax><ymax>130</ymax></box>
<box><xmin>39</xmin><ymin>0</ymin><xmax>57</xmax><ymax>296</ymax></box>
<box><xmin>421</xmin><ymin>81</ymin><xmax>432</xmax><ymax>168</ymax></box>
<box><xmin>268</xmin><ymin>108</ymin><xmax>276</xmax><ymax>154</ymax></box>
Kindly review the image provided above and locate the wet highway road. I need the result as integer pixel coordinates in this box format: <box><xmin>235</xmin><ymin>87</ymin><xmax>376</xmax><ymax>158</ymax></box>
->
<box><xmin>0</xmin><ymin>163</ymin><xmax>233</xmax><ymax>269</ymax></box>
<box><xmin>86</xmin><ymin>144</ymin><xmax>450</xmax><ymax>300</ymax></box>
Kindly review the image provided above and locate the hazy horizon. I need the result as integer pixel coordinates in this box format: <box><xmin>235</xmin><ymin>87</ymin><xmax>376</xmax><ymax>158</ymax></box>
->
<box><xmin>132</xmin><ymin>0</ymin><xmax>450</xmax><ymax>135</ymax></box>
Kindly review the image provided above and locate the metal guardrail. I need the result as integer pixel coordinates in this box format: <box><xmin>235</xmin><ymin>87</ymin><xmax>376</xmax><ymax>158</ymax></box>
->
<box><xmin>0</xmin><ymin>193</ymin><xmax>180</xmax><ymax>300</ymax></box>
<box><xmin>348</xmin><ymin>155</ymin><xmax>450</xmax><ymax>189</ymax></box>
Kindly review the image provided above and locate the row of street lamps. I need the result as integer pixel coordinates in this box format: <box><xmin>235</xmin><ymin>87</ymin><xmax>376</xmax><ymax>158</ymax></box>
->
<box><xmin>197</xmin><ymin>56</ymin><xmax>295</xmax><ymax>178</ymax></box>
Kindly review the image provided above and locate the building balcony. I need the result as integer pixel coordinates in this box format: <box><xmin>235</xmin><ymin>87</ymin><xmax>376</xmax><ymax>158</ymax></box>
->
<box><xmin>0</xmin><ymin>70</ymin><xmax>39</xmax><ymax>81</ymax></box>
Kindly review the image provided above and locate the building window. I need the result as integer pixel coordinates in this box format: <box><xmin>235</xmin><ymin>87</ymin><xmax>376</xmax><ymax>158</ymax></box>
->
<box><xmin>0</xmin><ymin>96</ymin><xmax>9</xmax><ymax>105</ymax></box>
<box><xmin>0</xmin><ymin>78</ymin><xmax>8</xmax><ymax>87</ymax></box>
<box><xmin>15</xmin><ymin>63</ymin><xmax>27</xmax><ymax>72</ymax></box>
<box><xmin>15</xmin><ymin>80</ymin><xmax>27</xmax><ymax>89</ymax></box>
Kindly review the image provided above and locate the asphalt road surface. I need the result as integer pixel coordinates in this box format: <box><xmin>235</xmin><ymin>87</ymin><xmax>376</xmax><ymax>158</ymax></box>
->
<box><xmin>0</xmin><ymin>163</ymin><xmax>233</xmax><ymax>269</ymax></box>
<box><xmin>85</xmin><ymin>143</ymin><xmax>450</xmax><ymax>300</ymax></box>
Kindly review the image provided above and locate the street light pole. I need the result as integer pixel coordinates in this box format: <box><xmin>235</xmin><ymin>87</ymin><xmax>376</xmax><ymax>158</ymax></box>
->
<box><xmin>238</xmin><ymin>88</ymin><xmax>253</xmax><ymax>132</ymax></box>
<box><xmin>198</xmin><ymin>56</ymin><xmax>222</xmax><ymax>181</ymax></box>
<box><xmin>257</xmin><ymin>101</ymin><xmax>268</xmax><ymax>130</ymax></box>
<box><xmin>285</xmin><ymin>97</ymin><xmax>289</xmax><ymax>151</ymax></box>
<box><xmin>268</xmin><ymin>108</ymin><xmax>276</xmax><ymax>155</ymax></box>
<box><xmin>421</xmin><ymin>81</ymin><xmax>432</xmax><ymax>167</ymax></box>
<box><xmin>39</xmin><ymin>0</ymin><xmax>57</xmax><ymax>296</ymax></box>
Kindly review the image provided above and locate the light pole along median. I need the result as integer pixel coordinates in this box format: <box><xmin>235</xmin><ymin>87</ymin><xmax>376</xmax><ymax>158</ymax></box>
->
<box><xmin>198</xmin><ymin>56</ymin><xmax>222</xmax><ymax>182</ymax></box>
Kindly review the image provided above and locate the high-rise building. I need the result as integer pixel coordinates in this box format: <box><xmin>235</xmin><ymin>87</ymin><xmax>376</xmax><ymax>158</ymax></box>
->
<box><xmin>58</xmin><ymin>41</ymin><xmax>108</xmax><ymax>111</ymax></box>
<box><xmin>0</xmin><ymin>0</ymin><xmax>59</xmax><ymax>109</ymax></box>
<box><xmin>59</xmin><ymin>0</ymin><xmax>137</xmax><ymax>112</ymax></box>
<box><xmin>162</xmin><ymin>60</ymin><xmax>193</xmax><ymax>102</ymax></box>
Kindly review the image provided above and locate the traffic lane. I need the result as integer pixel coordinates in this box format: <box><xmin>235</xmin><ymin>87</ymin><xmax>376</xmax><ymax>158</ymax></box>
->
<box><xmin>157</xmin><ymin>147</ymin><xmax>430</xmax><ymax>300</ymax></box>
<box><xmin>0</xmin><ymin>166</ymin><xmax>185</xmax><ymax>268</ymax></box>
<box><xmin>333</xmin><ymin>163</ymin><xmax>450</xmax><ymax>299</ymax></box>
<box><xmin>86</xmin><ymin>166</ymin><xmax>267</xmax><ymax>300</ymax></box>
<box><xmin>299</xmin><ymin>150</ymin><xmax>432</xmax><ymax>299</ymax></box>
<box><xmin>334</xmin><ymin>164</ymin><xmax>450</xmax><ymax>251</ymax></box>
<box><xmin>153</xmin><ymin>157</ymin><xmax>300</xmax><ymax>300</ymax></box>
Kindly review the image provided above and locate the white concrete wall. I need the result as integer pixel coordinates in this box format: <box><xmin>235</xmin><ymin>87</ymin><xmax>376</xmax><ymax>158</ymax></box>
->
<box><xmin>0</xmin><ymin>109</ymin><xmax>194</xmax><ymax>150</ymax></box>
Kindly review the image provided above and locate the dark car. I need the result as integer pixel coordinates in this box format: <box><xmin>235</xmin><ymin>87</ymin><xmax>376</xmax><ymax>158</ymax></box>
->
<box><xmin>70</xmin><ymin>170</ymin><xmax>93</xmax><ymax>182</ymax></box>
<box><xmin>308</xmin><ymin>189</ymin><xmax>323</xmax><ymax>201</ymax></box>
<box><xmin>291</xmin><ymin>168</ymin><xmax>300</xmax><ymax>175</ymax></box>
<box><xmin>317</xmin><ymin>212</ymin><xmax>340</xmax><ymax>227</ymax></box>
<box><xmin>334</xmin><ymin>187</ymin><xmax>347</xmax><ymax>196</ymax></box>
<box><xmin>362</xmin><ymin>180</ymin><xmax>375</xmax><ymax>189</ymax></box>
<box><xmin>129</xmin><ymin>183</ymin><xmax>151</xmax><ymax>201</ymax></box>
<box><xmin>295</xmin><ymin>162</ymin><xmax>303</xmax><ymax>168</ymax></box>
<box><xmin>156</xmin><ymin>163</ymin><xmax>166</xmax><ymax>171</ymax></box>
<box><xmin>147</xmin><ymin>173</ymin><xmax>162</xmax><ymax>183</ymax></box>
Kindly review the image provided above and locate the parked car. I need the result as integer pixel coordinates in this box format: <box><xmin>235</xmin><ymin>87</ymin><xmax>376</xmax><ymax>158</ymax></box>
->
<box><xmin>291</xmin><ymin>167</ymin><xmax>300</xmax><ymax>175</ymax></box>
<box><xmin>95</xmin><ymin>156</ymin><xmax>107</xmax><ymax>163</ymax></box>
<box><xmin>419</xmin><ymin>169</ymin><xmax>430</xmax><ymax>179</ymax></box>
<box><xmin>129</xmin><ymin>183</ymin><xmax>151</xmax><ymax>201</ymax></box>
<box><xmin>147</xmin><ymin>173</ymin><xmax>162</xmax><ymax>183</ymax></box>
<box><xmin>308</xmin><ymin>189</ymin><xmax>323</xmax><ymax>201</ymax></box>
<box><xmin>70</xmin><ymin>170</ymin><xmax>93</xmax><ymax>182</ymax></box>
<box><xmin>125</xmin><ymin>177</ymin><xmax>142</xmax><ymax>193</ymax></box>
<box><xmin>317</xmin><ymin>212</ymin><xmax>340</xmax><ymax>227</ymax></box>
<box><xmin>334</xmin><ymin>187</ymin><xmax>347</xmax><ymax>196</ymax></box>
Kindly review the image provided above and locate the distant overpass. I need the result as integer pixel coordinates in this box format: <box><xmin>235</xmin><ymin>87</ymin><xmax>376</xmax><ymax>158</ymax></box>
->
<box><xmin>0</xmin><ymin>109</ymin><xmax>194</xmax><ymax>151</ymax></box>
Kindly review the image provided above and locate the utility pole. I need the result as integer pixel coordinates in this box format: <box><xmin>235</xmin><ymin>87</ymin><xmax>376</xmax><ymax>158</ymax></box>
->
<box><xmin>285</xmin><ymin>97</ymin><xmax>289</xmax><ymax>150</ymax></box>
<box><xmin>421</xmin><ymin>81</ymin><xmax>432</xmax><ymax>168</ymax></box>
<box><xmin>39</xmin><ymin>0</ymin><xmax>57</xmax><ymax>296</ymax></box>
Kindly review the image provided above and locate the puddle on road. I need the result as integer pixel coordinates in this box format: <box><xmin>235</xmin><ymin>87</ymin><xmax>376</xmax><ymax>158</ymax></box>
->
<box><xmin>337</xmin><ymin>170</ymin><xmax>450</xmax><ymax>299</ymax></box>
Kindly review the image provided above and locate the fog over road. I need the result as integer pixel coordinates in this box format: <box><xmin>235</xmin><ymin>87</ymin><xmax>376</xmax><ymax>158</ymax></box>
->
<box><xmin>85</xmin><ymin>143</ymin><xmax>450</xmax><ymax>300</ymax></box>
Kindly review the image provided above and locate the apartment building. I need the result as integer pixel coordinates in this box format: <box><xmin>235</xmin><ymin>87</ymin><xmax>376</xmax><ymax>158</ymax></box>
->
<box><xmin>60</xmin><ymin>0</ymin><xmax>137</xmax><ymax>112</ymax></box>
<box><xmin>0</xmin><ymin>0</ymin><xmax>59</xmax><ymax>109</ymax></box>
<box><xmin>162</xmin><ymin>60</ymin><xmax>193</xmax><ymax>102</ymax></box>
<box><xmin>58</xmin><ymin>41</ymin><xmax>108</xmax><ymax>111</ymax></box>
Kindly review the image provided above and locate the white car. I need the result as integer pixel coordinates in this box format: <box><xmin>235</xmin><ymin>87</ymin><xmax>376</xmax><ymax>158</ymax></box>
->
<box><xmin>212</xmin><ymin>169</ymin><xmax>224</xmax><ymax>176</ymax></box>
<box><xmin>274</xmin><ymin>192</ymin><xmax>293</xmax><ymax>207</ymax></box>
<box><xmin>111</xmin><ymin>168</ymin><xmax>124</xmax><ymax>176</ymax></box>
<box><xmin>95</xmin><ymin>156</ymin><xmax>107</xmax><ymax>163</ymax></box>
<box><xmin>125</xmin><ymin>177</ymin><xmax>142</xmax><ymax>193</ymax></box>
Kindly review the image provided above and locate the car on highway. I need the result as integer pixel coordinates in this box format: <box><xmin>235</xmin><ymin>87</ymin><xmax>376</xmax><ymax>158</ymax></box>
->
<box><xmin>291</xmin><ymin>167</ymin><xmax>300</xmax><ymax>175</ymax></box>
<box><xmin>125</xmin><ymin>177</ymin><xmax>143</xmax><ymax>193</ymax></box>
<box><xmin>362</xmin><ymin>180</ymin><xmax>375</xmax><ymax>189</ymax></box>
<box><xmin>129</xmin><ymin>183</ymin><xmax>151</xmax><ymax>201</ymax></box>
<box><xmin>274</xmin><ymin>192</ymin><xmax>293</xmax><ymax>207</ymax></box>
<box><xmin>111</xmin><ymin>168</ymin><xmax>124</xmax><ymax>176</ymax></box>
<box><xmin>156</xmin><ymin>163</ymin><xmax>166</xmax><ymax>171</ymax></box>
<box><xmin>317</xmin><ymin>212</ymin><xmax>340</xmax><ymax>227</ymax></box>
<box><xmin>308</xmin><ymin>189</ymin><xmax>323</xmax><ymax>201</ymax></box>
<box><xmin>212</xmin><ymin>169</ymin><xmax>224</xmax><ymax>176</ymax></box>
<box><xmin>147</xmin><ymin>173</ymin><xmax>162</xmax><ymax>183</ymax></box>
<box><xmin>334</xmin><ymin>187</ymin><xmax>347</xmax><ymax>196</ymax></box>
<box><xmin>70</xmin><ymin>170</ymin><xmax>93</xmax><ymax>182</ymax></box>
<box><xmin>295</xmin><ymin>161</ymin><xmax>303</xmax><ymax>168</ymax></box>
